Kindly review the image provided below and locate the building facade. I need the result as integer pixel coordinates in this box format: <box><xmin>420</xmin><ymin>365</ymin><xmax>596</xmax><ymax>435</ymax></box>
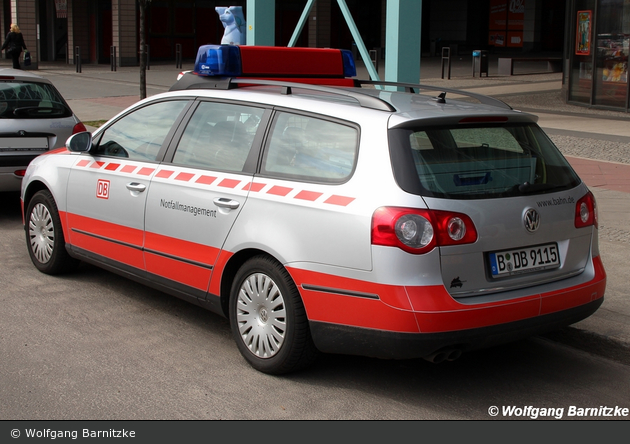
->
<box><xmin>566</xmin><ymin>0</ymin><xmax>630</xmax><ymax>111</ymax></box>
<box><xmin>1</xmin><ymin>0</ymin><xmax>569</xmax><ymax>71</ymax></box>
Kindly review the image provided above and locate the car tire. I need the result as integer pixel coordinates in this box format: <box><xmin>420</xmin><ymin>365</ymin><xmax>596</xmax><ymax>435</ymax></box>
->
<box><xmin>229</xmin><ymin>255</ymin><xmax>318</xmax><ymax>374</ymax></box>
<box><xmin>25</xmin><ymin>190</ymin><xmax>78</xmax><ymax>275</ymax></box>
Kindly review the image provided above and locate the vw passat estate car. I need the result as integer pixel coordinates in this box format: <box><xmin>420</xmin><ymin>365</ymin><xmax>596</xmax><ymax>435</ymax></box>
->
<box><xmin>0</xmin><ymin>69</ymin><xmax>86</xmax><ymax>192</ymax></box>
<box><xmin>21</xmin><ymin>45</ymin><xmax>606</xmax><ymax>374</ymax></box>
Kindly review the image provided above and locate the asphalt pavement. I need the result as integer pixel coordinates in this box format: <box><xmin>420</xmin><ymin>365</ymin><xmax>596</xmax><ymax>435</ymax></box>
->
<box><xmin>5</xmin><ymin>54</ymin><xmax>630</xmax><ymax>356</ymax></box>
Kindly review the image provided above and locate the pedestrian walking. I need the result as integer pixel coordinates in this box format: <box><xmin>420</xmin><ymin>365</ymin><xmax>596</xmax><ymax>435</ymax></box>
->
<box><xmin>2</xmin><ymin>24</ymin><xmax>27</xmax><ymax>69</ymax></box>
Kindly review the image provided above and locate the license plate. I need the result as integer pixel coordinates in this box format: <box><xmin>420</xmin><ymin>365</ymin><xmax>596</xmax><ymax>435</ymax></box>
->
<box><xmin>0</xmin><ymin>137</ymin><xmax>49</xmax><ymax>150</ymax></box>
<box><xmin>489</xmin><ymin>243</ymin><xmax>560</xmax><ymax>277</ymax></box>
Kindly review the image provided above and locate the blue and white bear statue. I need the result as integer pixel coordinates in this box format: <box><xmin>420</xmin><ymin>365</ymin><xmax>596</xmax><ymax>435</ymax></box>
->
<box><xmin>216</xmin><ymin>6</ymin><xmax>246</xmax><ymax>45</ymax></box>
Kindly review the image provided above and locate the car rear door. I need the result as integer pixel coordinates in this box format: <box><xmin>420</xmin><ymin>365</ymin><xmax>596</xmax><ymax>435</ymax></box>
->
<box><xmin>143</xmin><ymin>100</ymin><xmax>268</xmax><ymax>302</ymax></box>
<box><xmin>65</xmin><ymin>99</ymin><xmax>190</xmax><ymax>273</ymax></box>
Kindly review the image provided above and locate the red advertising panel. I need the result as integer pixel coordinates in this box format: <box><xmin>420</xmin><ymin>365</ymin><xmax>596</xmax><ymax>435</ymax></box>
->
<box><xmin>576</xmin><ymin>10</ymin><xmax>592</xmax><ymax>55</ymax></box>
<box><xmin>490</xmin><ymin>0</ymin><xmax>507</xmax><ymax>29</ymax></box>
<box><xmin>508</xmin><ymin>0</ymin><xmax>525</xmax><ymax>31</ymax></box>
<box><xmin>489</xmin><ymin>0</ymin><xmax>525</xmax><ymax>47</ymax></box>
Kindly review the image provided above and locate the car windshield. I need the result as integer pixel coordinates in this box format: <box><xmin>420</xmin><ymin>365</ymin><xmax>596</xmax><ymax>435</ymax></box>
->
<box><xmin>389</xmin><ymin>123</ymin><xmax>581</xmax><ymax>199</ymax></box>
<box><xmin>0</xmin><ymin>81</ymin><xmax>72</xmax><ymax>119</ymax></box>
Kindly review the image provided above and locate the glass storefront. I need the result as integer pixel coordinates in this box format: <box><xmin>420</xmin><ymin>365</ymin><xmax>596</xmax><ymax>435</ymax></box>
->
<box><xmin>568</xmin><ymin>0</ymin><xmax>630</xmax><ymax>111</ymax></box>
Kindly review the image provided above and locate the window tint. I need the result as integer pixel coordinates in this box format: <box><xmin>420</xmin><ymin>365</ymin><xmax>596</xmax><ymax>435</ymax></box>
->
<box><xmin>172</xmin><ymin>101</ymin><xmax>263</xmax><ymax>172</ymax></box>
<box><xmin>94</xmin><ymin>100</ymin><xmax>188</xmax><ymax>161</ymax></box>
<box><xmin>262</xmin><ymin>112</ymin><xmax>357</xmax><ymax>182</ymax></box>
<box><xmin>391</xmin><ymin>124</ymin><xmax>580</xmax><ymax>199</ymax></box>
<box><xmin>0</xmin><ymin>81</ymin><xmax>72</xmax><ymax>119</ymax></box>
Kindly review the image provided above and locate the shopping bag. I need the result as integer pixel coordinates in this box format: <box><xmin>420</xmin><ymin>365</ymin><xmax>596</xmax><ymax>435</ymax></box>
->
<box><xmin>23</xmin><ymin>50</ymin><xmax>31</xmax><ymax>66</ymax></box>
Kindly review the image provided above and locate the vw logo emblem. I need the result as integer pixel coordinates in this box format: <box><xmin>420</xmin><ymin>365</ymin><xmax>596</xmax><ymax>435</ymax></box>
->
<box><xmin>524</xmin><ymin>208</ymin><xmax>540</xmax><ymax>232</ymax></box>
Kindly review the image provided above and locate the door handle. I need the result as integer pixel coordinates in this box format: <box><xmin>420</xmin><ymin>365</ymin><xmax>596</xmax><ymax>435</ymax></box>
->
<box><xmin>213</xmin><ymin>197</ymin><xmax>240</xmax><ymax>210</ymax></box>
<box><xmin>126</xmin><ymin>182</ymin><xmax>147</xmax><ymax>192</ymax></box>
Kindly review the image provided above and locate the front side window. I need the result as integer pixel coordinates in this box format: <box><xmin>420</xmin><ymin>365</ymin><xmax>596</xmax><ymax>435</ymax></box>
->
<box><xmin>94</xmin><ymin>100</ymin><xmax>188</xmax><ymax>161</ymax></box>
<box><xmin>172</xmin><ymin>101</ymin><xmax>264</xmax><ymax>172</ymax></box>
<box><xmin>0</xmin><ymin>81</ymin><xmax>72</xmax><ymax>119</ymax></box>
<box><xmin>261</xmin><ymin>112</ymin><xmax>358</xmax><ymax>183</ymax></box>
<box><xmin>390</xmin><ymin>123</ymin><xmax>580</xmax><ymax>199</ymax></box>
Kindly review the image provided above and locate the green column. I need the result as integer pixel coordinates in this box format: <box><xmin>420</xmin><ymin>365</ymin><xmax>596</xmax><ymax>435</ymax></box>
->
<box><xmin>385</xmin><ymin>0</ymin><xmax>422</xmax><ymax>84</ymax></box>
<box><xmin>246</xmin><ymin>0</ymin><xmax>276</xmax><ymax>46</ymax></box>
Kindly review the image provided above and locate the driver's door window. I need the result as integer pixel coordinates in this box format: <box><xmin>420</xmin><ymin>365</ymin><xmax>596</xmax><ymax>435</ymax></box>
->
<box><xmin>94</xmin><ymin>100</ymin><xmax>188</xmax><ymax>161</ymax></box>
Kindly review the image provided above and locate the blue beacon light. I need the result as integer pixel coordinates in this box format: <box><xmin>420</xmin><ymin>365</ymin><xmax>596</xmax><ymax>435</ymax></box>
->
<box><xmin>194</xmin><ymin>45</ymin><xmax>242</xmax><ymax>77</ymax></box>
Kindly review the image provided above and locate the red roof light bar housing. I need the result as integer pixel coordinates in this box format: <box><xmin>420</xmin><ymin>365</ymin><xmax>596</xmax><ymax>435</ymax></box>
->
<box><xmin>193</xmin><ymin>44</ymin><xmax>356</xmax><ymax>81</ymax></box>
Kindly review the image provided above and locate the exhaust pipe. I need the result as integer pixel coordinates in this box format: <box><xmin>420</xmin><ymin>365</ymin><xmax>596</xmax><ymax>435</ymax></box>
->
<box><xmin>423</xmin><ymin>348</ymin><xmax>462</xmax><ymax>364</ymax></box>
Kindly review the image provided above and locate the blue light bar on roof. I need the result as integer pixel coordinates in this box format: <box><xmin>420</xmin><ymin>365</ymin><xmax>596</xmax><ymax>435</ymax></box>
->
<box><xmin>340</xmin><ymin>50</ymin><xmax>357</xmax><ymax>77</ymax></box>
<box><xmin>193</xmin><ymin>45</ymin><xmax>357</xmax><ymax>79</ymax></box>
<box><xmin>194</xmin><ymin>45</ymin><xmax>242</xmax><ymax>77</ymax></box>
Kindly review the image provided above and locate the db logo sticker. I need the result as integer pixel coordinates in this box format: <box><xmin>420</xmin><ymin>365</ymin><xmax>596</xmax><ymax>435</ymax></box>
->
<box><xmin>97</xmin><ymin>179</ymin><xmax>110</xmax><ymax>199</ymax></box>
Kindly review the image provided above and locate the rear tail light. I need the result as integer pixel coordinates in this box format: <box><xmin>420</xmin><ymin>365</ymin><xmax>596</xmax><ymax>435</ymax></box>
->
<box><xmin>372</xmin><ymin>207</ymin><xmax>478</xmax><ymax>254</ymax></box>
<box><xmin>575</xmin><ymin>191</ymin><xmax>598</xmax><ymax>228</ymax></box>
<box><xmin>72</xmin><ymin>122</ymin><xmax>87</xmax><ymax>134</ymax></box>
<box><xmin>14</xmin><ymin>169</ymin><xmax>26</xmax><ymax>177</ymax></box>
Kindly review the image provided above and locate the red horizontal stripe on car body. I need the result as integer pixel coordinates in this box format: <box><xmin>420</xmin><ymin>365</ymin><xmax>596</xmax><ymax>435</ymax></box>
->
<box><xmin>66</xmin><ymin>213</ymin><xmax>143</xmax><ymax>248</ymax></box>
<box><xmin>144</xmin><ymin>232</ymin><xmax>219</xmax><ymax>267</ymax></box>
<box><xmin>145</xmin><ymin>252</ymin><xmax>211</xmax><ymax>291</ymax></box>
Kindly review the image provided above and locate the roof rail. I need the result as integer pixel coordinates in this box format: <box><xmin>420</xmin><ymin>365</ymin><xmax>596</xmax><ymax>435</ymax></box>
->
<box><xmin>356</xmin><ymin>80</ymin><xmax>513</xmax><ymax>110</ymax></box>
<box><xmin>170</xmin><ymin>74</ymin><xmax>396</xmax><ymax>112</ymax></box>
<box><xmin>169</xmin><ymin>74</ymin><xmax>511</xmax><ymax>112</ymax></box>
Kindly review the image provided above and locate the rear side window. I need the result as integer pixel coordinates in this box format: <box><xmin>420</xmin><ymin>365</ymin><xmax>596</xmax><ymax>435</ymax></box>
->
<box><xmin>0</xmin><ymin>81</ymin><xmax>72</xmax><ymax>118</ymax></box>
<box><xmin>390</xmin><ymin>123</ymin><xmax>580</xmax><ymax>199</ymax></box>
<box><xmin>172</xmin><ymin>101</ymin><xmax>264</xmax><ymax>172</ymax></box>
<box><xmin>261</xmin><ymin>112</ymin><xmax>358</xmax><ymax>183</ymax></box>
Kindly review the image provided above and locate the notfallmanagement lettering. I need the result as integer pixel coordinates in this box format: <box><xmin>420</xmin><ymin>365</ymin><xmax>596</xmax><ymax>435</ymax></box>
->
<box><xmin>160</xmin><ymin>198</ymin><xmax>217</xmax><ymax>217</ymax></box>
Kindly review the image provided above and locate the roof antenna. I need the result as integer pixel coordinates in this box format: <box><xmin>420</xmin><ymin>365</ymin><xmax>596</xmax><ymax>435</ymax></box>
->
<box><xmin>433</xmin><ymin>91</ymin><xmax>447</xmax><ymax>103</ymax></box>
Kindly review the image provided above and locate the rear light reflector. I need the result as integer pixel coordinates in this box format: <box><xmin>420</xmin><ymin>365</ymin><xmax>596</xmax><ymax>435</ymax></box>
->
<box><xmin>73</xmin><ymin>122</ymin><xmax>87</xmax><ymax>134</ymax></box>
<box><xmin>575</xmin><ymin>191</ymin><xmax>598</xmax><ymax>228</ymax></box>
<box><xmin>14</xmin><ymin>169</ymin><xmax>26</xmax><ymax>177</ymax></box>
<box><xmin>372</xmin><ymin>207</ymin><xmax>477</xmax><ymax>254</ymax></box>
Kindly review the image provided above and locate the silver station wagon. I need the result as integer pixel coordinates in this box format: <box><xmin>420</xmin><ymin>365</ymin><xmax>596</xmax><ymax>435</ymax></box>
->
<box><xmin>21</xmin><ymin>46</ymin><xmax>606</xmax><ymax>374</ymax></box>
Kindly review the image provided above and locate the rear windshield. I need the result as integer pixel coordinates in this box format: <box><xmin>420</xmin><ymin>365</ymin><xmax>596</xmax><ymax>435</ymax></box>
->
<box><xmin>0</xmin><ymin>81</ymin><xmax>72</xmax><ymax>119</ymax></box>
<box><xmin>389</xmin><ymin>123</ymin><xmax>580</xmax><ymax>199</ymax></box>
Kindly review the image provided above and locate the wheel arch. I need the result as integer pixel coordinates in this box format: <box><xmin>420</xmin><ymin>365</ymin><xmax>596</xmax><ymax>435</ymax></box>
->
<box><xmin>22</xmin><ymin>180</ymin><xmax>52</xmax><ymax>224</ymax></box>
<box><xmin>218</xmin><ymin>248</ymin><xmax>295</xmax><ymax>319</ymax></box>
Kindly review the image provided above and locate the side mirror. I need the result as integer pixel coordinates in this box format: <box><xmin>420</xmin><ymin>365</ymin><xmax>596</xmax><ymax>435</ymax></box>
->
<box><xmin>66</xmin><ymin>131</ymin><xmax>93</xmax><ymax>153</ymax></box>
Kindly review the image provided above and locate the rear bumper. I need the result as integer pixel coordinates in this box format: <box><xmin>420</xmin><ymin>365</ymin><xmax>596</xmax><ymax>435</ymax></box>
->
<box><xmin>294</xmin><ymin>255</ymin><xmax>606</xmax><ymax>358</ymax></box>
<box><xmin>0</xmin><ymin>171</ymin><xmax>23</xmax><ymax>192</ymax></box>
<box><xmin>310</xmin><ymin>297</ymin><xmax>604</xmax><ymax>359</ymax></box>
